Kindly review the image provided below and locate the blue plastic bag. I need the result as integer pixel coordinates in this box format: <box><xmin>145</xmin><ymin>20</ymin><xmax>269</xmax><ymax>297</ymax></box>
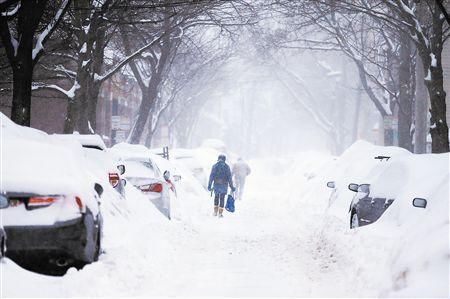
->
<box><xmin>225</xmin><ymin>193</ymin><xmax>235</xmax><ymax>213</ymax></box>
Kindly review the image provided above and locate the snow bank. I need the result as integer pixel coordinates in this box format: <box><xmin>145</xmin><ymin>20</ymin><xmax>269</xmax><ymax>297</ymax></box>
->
<box><xmin>0</xmin><ymin>115</ymin><xmax>202</xmax><ymax>296</ymax></box>
<box><xmin>295</xmin><ymin>140</ymin><xmax>449</xmax><ymax>297</ymax></box>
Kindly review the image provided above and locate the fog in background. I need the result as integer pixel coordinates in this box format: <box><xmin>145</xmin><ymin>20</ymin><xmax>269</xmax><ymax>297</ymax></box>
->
<box><xmin>183</xmin><ymin>38</ymin><xmax>380</xmax><ymax>158</ymax></box>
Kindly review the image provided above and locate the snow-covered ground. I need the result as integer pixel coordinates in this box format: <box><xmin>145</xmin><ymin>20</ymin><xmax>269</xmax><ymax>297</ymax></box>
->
<box><xmin>0</xmin><ymin>155</ymin><xmax>326</xmax><ymax>296</ymax></box>
<box><xmin>1</xmin><ymin>116</ymin><xmax>448</xmax><ymax>297</ymax></box>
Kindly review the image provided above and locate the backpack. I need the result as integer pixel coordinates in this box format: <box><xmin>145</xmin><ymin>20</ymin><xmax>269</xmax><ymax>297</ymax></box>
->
<box><xmin>214</xmin><ymin>162</ymin><xmax>228</xmax><ymax>184</ymax></box>
<box><xmin>225</xmin><ymin>193</ymin><xmax>235</xmax><ymax>213</ymax></box>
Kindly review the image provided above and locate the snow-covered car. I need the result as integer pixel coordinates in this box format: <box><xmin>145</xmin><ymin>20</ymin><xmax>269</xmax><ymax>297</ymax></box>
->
<box><xmin>110</xmin><ymin>143</ymin><xmax>176</xmax><ymax>219</ymax></box>
<box><xmin>325</xmin><ymin>154</ymin><xmax>399</xmax><ymax>228</ymax></box>
<box><xmin>1</xmin><ymin>139</ymin><xmax>104</xmax><ymax>275</ymax></box>
<box><xmin>171</xmin><ymin>149</ymin><xmax>207</xmax><ymax>188</ymax></box>
<box><xmin>53</xmin><ymin>133</ymin><xmax>126</xmax><ymax>197</ymax></box>
<box><xmin>344</xmin><ymin>153</ymin><xmax>444</xmax><ymax>229</ymax></box>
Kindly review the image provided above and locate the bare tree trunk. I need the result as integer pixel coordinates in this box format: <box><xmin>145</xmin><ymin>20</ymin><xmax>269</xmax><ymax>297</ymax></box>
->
<box><xmin>129</xmin><ymin>78</ymin><xmax>160</xmax><ymax>144</ymax></box>
<box><xmin>420</xmin><ymin>3</ymin><xmax>449</xmax><ymax>153</ymax></box>
<box><xmin>144</xmin><ymin>114</ymin><xmax>154</xmax><ymax>147</ymax></box>
<box><xmin>1</xmin><ymin>1</ymin><xmax>47</xmax><ymax>126</ymax></box>
<box><xmin>127</xmin><ymin>36</ymin><xmax>172</xmax><ymax>143</ymax></box>
<box><xmin>397</xmin><ymin>37</ymin><xmax>414</xmax><ymax>151</ymax></box>
<box><xmin>352</xmin><ymin>85</ymin><xmax>362</xmax><ymax>142</ymax></box>
<box><xmin>63</xmin><ymin>98</ymin><xmax>78</xmax><ymax>133</ymax></box>
<box><xmin>414</xmin><ymin>55</ymin><xmax>428</xmax><ymax>153</ymax></box>
<box><xmin>86</xmin><ymin>21</ymin><xmax>107</xmax><ymax>132</ymax></box>
<box><xmin>74</xmin><ymin>64</ymin><xmax>91</xmax><ymax>133</ymax></box>
<box><xmin>64</xmin><ymin>0</ymin><xmax>107</xmax><ymax>134</ymax></box>
<box><xmin>426</xmin><ymin>67</ymin><xmax>449</xmax><ymax>153</ymax></box>
<box><xmin>10</xmin><ymin>50</ymin><xmax>34</xmax><ymax>126</ymax></box>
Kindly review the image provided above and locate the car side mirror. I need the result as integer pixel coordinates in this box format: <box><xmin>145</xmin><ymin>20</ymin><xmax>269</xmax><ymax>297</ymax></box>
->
<box><xmin>117</xmin><ymin>164</ymin><xmax>126</xmax><ymax>175</ymax></box>
<box><xmin>94</xmin><ymin>183</ymin><xmax>104</xmax><ymax>197</ymax></box>
<box><xmin>326</xmin><ymin>181</ymin><xmax>335</xmax><ymax>188</ymax></box>
<box><xmin>412</xmin><ymin>198</ymin><xmax>427</xmax><ymax>209</ymax></box>
<box><xmin>358</xmin><ymin>184</ymin><xmax>370</xmax><ymax>193</ymax></box>
<box><xmin>348</xmin><ymin>183</ymin><xmax>359</xmax><ymax>192</ymax></box>
<box><xmin>0</xmin><ymin>194</ymin><xmax>9</xmax><ymax>209</ymax></box>
<box><xmin>163</xmin><ymin>170</ymin><xmax>170</xmax><ymax>181</ymax></box>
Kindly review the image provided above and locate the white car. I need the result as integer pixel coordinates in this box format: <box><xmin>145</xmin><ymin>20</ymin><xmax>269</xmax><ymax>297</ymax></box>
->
<box><xmin>53</xmin><ymin>134</ymin><xmax>126</xmax><ymax>197</ymax></box>
<box><xmin>171</xmin><ymin>149</ymin><xmax>207</xmax><ymax>188</ymax></box>
<box><xmin>109</xmin><ymin>143</ymin><xmax>176</xmax><ymax>219</ymax></box>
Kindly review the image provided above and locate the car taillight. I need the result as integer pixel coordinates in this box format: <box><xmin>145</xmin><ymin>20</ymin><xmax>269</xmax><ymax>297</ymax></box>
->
<box><xmin>75</xmin><ymin>196</ymin><xmax>84</xmax><ymax>212</ymax></box>
<box><xmin>28</xmin><ymin>196</ymin><xmax>62</xmax><ymax>209</ymax></box>
<box><xmin>139</xmin><ymin>183</ymin><xmax>163</xmax><ymax>193</ymax></box>
<box><xmin>109</xmin><ymin>172</ymin><xmax>120</xmax><ymax>188</ymax></box>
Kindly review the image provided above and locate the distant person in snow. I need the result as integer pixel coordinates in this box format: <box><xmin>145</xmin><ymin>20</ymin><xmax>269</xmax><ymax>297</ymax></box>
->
<box><xmin>208</xmin><ymin>154</ymin><xmax>235</xmax><ymax>217</ymax></box>
<box><xmin>232</xmin><ymin>157</ymin><xmax>251</xmax><ymax>200</ymax></box>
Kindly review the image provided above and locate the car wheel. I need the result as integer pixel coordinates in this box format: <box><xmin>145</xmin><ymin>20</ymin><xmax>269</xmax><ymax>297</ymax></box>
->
<box><xmin>351</xmin><ymin>212</ymin><xmax>359</xmax><ymax>229</ymax></box>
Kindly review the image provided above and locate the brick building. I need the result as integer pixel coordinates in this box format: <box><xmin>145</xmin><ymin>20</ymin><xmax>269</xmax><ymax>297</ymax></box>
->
<box><xmin>96</xmin><ymin>74</ymin><xmax>141</xmax><ymax>146</ymax></box>
<box><xmin>0</xmin><ymin>73</ymin><xmax>140</xmax><ymax>145</ymax></box>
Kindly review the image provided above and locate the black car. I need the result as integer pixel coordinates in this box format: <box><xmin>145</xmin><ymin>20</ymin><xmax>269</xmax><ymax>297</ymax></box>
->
<box><xmin>1</xmin><ymin>184</ymin><xmax>103</xmax><ymax>275</ymax></box>
<box><xmin>347</xmin><ymin>183</ymin><xmax>394</xmax><ymax>228</ymax></box>
<box><xmin>2</xmin><ymin>139</ymin><xmax>105</xmax><ymax>275</ymax></box>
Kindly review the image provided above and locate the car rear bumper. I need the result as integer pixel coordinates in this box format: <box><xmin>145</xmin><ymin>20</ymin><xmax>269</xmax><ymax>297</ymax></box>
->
<box><xmin>4</xmin><ymin>215</ymin><xmax>90</xmax><ymax>262</ymax></box>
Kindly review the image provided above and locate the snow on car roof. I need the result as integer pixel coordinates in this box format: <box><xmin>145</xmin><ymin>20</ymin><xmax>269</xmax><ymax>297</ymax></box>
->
<box><xmin>53</xmin><ymin>133</ymin><xmax>107</xmax><ymax>151</ymax></box>
<box><xmin>109</xmin><ymin>142</ymin><xmax>152</xmax><ymax>160</ymax></box>
<box><xmin>1</xmin><ymin>113</ymin><xmax>98</xmax><ymax>206</ymax></box>
<box><xmin>1</xmin><ymin>138</ymin><xmax>94</xmax><ymax>197</ymax></box>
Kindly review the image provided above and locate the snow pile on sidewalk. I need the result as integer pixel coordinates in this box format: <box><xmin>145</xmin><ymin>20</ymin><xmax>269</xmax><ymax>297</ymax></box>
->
<box><xmin>0</xmin><ymin>113</ymin><xmax>205</xmax><ymax>296</ymax></box>
<box><xmin>295</xmin><ymin>140</ymin><xmax>449</xmax><ymax>297</ymax></box>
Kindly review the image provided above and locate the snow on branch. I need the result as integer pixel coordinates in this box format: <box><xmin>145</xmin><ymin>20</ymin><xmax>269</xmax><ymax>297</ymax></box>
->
<box><xmin>1</xmin><ymin>1</ymin><xmax>19</xmax><ymax>17</ymax></box>
<box><xmin>32</xmin><ymin>81</ymin><xmax>80</xmax><ymax>99</ymax></box>
<box><xmin>32</xmin><ymin>0</ymin><xmax>70</xmax><ymax>61</ymax></box>
<box><xmin>386</xmin><ymin>0</ymin><xmax>430</xmax><ymax>49</ymax></box>
<box><xmin>95</xmin><ymin>31</ymin><xmax>166</xmax><ymax>83</ymax></box>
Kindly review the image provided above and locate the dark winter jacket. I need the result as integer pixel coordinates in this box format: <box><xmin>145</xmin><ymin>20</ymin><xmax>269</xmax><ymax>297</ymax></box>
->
<box><xmin>208</xmin><ymin>160</ymin><xmax>234</xmax><ymax>194</ymax></box>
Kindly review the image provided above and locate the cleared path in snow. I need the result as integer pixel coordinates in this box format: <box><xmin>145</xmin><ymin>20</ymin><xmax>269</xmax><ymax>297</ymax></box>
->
<box><xmin>139</xmin><ymin>158</ymin><xmax>370</xmax><ymax>297</ymax></box>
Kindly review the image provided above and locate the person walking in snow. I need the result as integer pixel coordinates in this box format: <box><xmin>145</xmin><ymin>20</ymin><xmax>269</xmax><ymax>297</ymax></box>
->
<box><xmin>208</xmin><ymin>154</ymin><xmax>235</xmax><ymax>217</ymax></box>
<box><xmin>232</xmin><ymin>157</ymin><xmax>251</xmax><ymax>200</ymax></box>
